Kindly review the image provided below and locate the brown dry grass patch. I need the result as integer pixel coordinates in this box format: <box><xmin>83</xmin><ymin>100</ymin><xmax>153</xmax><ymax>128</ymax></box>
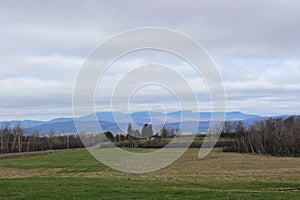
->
<box><xmin>0</xmin><ymin>168</ymin><xmax>59</xmax><ymax>178</ymax></box>
<box><xmin>105</xmin><ymin>148</ymin><xmax>300</xmax><ymax>183</ymax></box>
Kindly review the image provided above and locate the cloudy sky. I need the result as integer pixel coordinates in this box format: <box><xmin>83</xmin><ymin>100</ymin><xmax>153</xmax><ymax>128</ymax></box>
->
<box><xmin>1</xmin><ymin>0</ymin><xmax>300</xmax><ymax>121</ymax></box>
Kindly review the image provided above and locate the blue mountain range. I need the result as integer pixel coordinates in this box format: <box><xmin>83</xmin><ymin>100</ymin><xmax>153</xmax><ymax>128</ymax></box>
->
<box><xmin>0</xmin><ymin>111</ymin><xmax>292</xmax><ymax>135</ymax></box>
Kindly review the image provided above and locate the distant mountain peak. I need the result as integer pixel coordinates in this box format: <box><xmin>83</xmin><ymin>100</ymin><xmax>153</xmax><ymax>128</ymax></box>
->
<box><xmin>1</xmin><ymin>110</ymin><xmax>271</xmax><ymax>135</ymax></box>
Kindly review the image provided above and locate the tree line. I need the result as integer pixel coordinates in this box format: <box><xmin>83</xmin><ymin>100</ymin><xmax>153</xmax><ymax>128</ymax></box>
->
<box><xmin>0</xmin><ymin>122</ymin><xmax>85</xmax><ymax>153</ymax></box>
<box><xmin>0</xmin><ymin>122</ymin><xmax>178</xmax><ymax>153</ymax></box>
<box><xmin>4</xmin><ymin>116</ymin><xmax>298</xmax><ymax>156</ymax></box>
<box><xmin>222</xmin><ymin>116</ymin><xmax>300</xmax><ymax>157</ymax></box>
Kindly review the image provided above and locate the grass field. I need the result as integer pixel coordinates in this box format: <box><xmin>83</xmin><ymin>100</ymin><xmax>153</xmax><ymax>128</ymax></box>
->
<box><xmin>1</xmin><ymin>148</ymin><xmax>300</xmax><ymax>199</ymax></box>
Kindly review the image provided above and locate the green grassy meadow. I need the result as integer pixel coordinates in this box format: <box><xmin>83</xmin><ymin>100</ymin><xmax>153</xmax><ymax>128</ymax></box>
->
<box><xmin>0</xmin><ymin>148</ymin><xmax>300</xmax><ymax>199</ymax></box>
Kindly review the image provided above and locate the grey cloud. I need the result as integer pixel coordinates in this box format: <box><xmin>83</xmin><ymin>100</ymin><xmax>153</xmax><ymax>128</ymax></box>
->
<box><xmin>0</xmin><ymin>0</ymin><xmax>300</xmax><ymax>120</ymax></box>
<box><xmin>1</xmin><ymin>0</ymin><xmax>300</xmax><ymax>57</ymax></box>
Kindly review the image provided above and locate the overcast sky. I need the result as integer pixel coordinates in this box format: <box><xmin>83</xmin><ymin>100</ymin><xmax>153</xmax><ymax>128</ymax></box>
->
<box><xmin>1</xmin><ymin>0</ymin><xmax>300</xmax><ymax>121</ymax></box>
